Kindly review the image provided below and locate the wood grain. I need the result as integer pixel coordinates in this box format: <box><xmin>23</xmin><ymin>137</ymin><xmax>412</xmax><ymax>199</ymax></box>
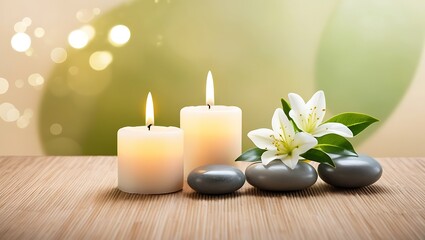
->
<box><xmin>0</xmin><ymin>156</ymin><xmax>425</xmax><ymax>239</ymax></box>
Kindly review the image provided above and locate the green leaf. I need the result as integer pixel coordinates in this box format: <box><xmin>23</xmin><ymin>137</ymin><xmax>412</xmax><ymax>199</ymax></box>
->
<box><xmin>280</xmin><ymin>98</ymin><xmax>291</xmax><ymax>119</ymax></box>
<box><xmin>316</xmin><ymin>134</ymin><xmax>357</xmax><ymax>156</ymax></box>
<box><xmin>235</xmin><ymin>148</ymin><xmax>265</xmax><ymax>162</ymax></box>
<box><xmin>325</xmin><ymin>112</ymin><xmax>379</xmax><ymax>136</ymax></box>
<box><xmin>300</xmin><ymin>148</ymin><xmax>335</xmax><ymax>167</ymax></box>
<box><xmin>316</xmin><ymin>144</ymin><xmax>357</xmax><ymax>156</ymax></box>
<box><xmin>280</xmin><ymin>98</ymin><xmax>302</xmax><ymax>132</ymax></box>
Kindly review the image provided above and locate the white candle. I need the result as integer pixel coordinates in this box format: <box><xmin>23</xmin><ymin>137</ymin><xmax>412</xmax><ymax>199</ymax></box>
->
<box><xmin>180</xmin><ymin>71</ymin><xmax>242</xmax><ymax>177</ymax></box>
<box><xmin>118</xmin><ymin>92</ymin><xmax>184</xmax><ymax>194</ymax></box>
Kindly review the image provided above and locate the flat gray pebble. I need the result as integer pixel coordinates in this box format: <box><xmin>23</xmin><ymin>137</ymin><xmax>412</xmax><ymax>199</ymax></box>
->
<box><xmin>187</xmin><ymin>165</ymin><xmax>245</xmax><ymax>194</ymax></box>
<box><xmin>318</xmin><ymin>154</ymin><xmax>383</xmax><ymax>188</ymax></box>
<box><xmin>245</xmin><ymin>160</ymin><xmax>318</xmax><ymax>191</ymax></box>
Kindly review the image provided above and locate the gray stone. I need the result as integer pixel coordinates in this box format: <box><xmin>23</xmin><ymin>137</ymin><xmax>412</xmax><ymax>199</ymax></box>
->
<box><xmin>318</xmin><ymin>154</ymin><xmax>383</xmax><ymax>188</ymax></box>
<box><xmin>187</xmin><ymin>165</ymin><xmax>245</xmax><ymax>194</ymax></box>
<box><xmin>245</xmin><ymin>161</ymin><xmax>318</xmax><ymax>191</ymax></box>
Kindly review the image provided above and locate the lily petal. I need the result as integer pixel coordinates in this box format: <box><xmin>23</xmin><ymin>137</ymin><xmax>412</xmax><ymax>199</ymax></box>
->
<box><xmin>288</xmin><ymin>93</ymin><xmax>307</xmax><ymax>132</ymax></box>
<box><xmin>272</xmin><ymin>108</ymin><xmax>294</xmax><ymax>141</ymax></box>
<box><xmin>306</xmin><ymin>90</ymin><xmax>326</xmax><ymax>126</ymax></box>
<box><xmin>288</xmin><ymin>92</ymin><xmax>307</xmax><ymax>113</ymax></box>
<box><xmin>281</xmin><ymin>153</ymin><xmax>300</xmax><ymax>170</ymax></box>
<box><xmin>292</xmin><ymin>132</ymin><xmax>318</xmax><ymax>154</ymax></box>
<box><xmin>312</xmin><ymin>122</ymin><xmax>353</xmax><ymax>138</ymax></box>
<box><xmin>261</xmin><ymin>150</ymin><xmax>280</xmax><ymax>165</ymax></box>
<box><xmin>247</xmin><ymin>128</ymin><xmax>278</xmax><ymax>150</ymax></box>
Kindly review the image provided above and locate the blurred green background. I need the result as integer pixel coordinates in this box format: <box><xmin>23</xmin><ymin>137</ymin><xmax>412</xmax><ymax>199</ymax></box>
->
<box><xmin>38</xmin><ymin>0</ymin><xmax>425</xmax><ymax>155</ymax></box>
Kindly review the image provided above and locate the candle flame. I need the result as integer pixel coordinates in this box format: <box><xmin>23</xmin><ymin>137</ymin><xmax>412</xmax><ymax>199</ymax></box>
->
<box><xmin>206</xmin><ymin>70</ymin><xmax>214</xmax><ymax>107</ymax></box>
<box><xmin>146</xmin><ymin>92</ymin><xmax>154</xmax><ymax>126</ymax></box>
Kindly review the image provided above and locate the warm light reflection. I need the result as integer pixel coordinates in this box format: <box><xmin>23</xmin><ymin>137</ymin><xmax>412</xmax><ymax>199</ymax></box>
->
<box><xmin>50</xmin><ymin>123</ymin><xmax>63</xmax><ymax>135</ymax></box>
<box><xmin>108</xmin><ymin>25</ymin><xmax>131</xmax><ymax>47</ymax></box>
<box><xmin>28</xmin><ymin>73</ymin><xmax>44</xmax><ymax>87</ymax></box>
<box><xmin>0</xmin><ymin>102</ymin><xmax>20</xmax><ymax>122</ymax></box>
<box><xmin>17</xmin><ymin>108</ymin><xmax>33</xmax><ymax>128</ymax></box>
<box><xmin>11</xmin><ymin>32</ymin><xmax>31</xmax><ymax>52</ymax></box>
<box><xmin>14</xmin><ymin>21</ymin><xmax>27</xmax><ymax>33</ymax></box>
<box><xmin>24</xmin><ymin>108</ymin><xmax>33</xmax><ymax>117</ymax></box>
<box><xmin>0</xmin><ymin>78</ymin><xmax>9</xmax><ymax>95</ymax></box>
<box><xmin>76</xmin><ymin>9</ymin><xmax>94</xmax><ymax>23</ymax></box>
<box><xmin>68</xmin><ymin>66</ymin><xmax>79</xmax><ymax>75</ymax></box>
<box><xmin>15</xmin><ymin>79</ymin><xmax>24</xmax><ymax>88</ymax></box>
<box><xmin>89</xmin><ymin>51</ymin><xmax>113</xmax><ymax>71</ymax></box>
<box><xmin>146</xmin><ymin>92</ymin><xmax>154</xmax><ymax>126</ymax></box>
<box><xmin>206</xmin><ymin>70</ymin><xmax>214</xmax><ymax>106</ymax></box>
<box><xmin>22</xmin><ymin>17</ymin><xmax>32</xmax><ymax>27</ymax></box>
<box><xmin>50</xmin><ymin>48</ymin><xmax>68</xmax><ymax>63</ymax></box>
<box><xmin>68</xmin><ymin>29</ymin><xmax>89</xmax><ymax>49</ymax></box>
<box><xmin>93</xmin><ymin>8</ymin><xmax>101</xmax><ymax>15</ymax></box>
<box><xmin>25</xmin><ymin>48</ymin><xmax>34</xmax><ymax>57</ymax></box>
<box><xmin>17</xmin><ymin>118</ymin><xmax>28</xmax><ymax>128</ymax></box>
<box><xmin>34</xmin><ymin>27</ymin><xmax>45</xmax><ymax>38</ymax></box>
<box><xmin>80</xmin><ymin>25</ymin><xmax>96</xmax><ymax>40</ymax></box>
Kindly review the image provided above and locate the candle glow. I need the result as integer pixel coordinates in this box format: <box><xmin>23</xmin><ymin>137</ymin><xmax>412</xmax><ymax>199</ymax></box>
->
<box><xmin>206</xmin><ymin>71</ymin><xmax>214</xmax><ymax>107</ymax></box>
<box><xmin>146</xmin><ymin>92</ymin><xmax>154</xmax><ymax>126</ymax></box>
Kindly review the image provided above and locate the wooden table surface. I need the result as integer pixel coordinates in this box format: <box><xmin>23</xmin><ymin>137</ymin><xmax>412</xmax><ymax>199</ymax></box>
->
<box><xmin>1</xmin><ymin>156</ymin><xmax>425</xmax><ymax>239</ymax></box>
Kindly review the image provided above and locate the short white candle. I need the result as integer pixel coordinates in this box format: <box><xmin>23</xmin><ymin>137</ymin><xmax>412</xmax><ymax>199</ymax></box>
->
<box><xmin>118</xmin><ymin>92</ymin><xmax>184</xmax><ymax>194</ymax></box>
<box><xmin>180</xmin><ymin>71</ymin><xmax>242</xmax><ymax>177</ymax></box>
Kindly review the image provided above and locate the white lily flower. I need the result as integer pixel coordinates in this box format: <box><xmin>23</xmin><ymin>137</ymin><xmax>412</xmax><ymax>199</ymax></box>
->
<box><xmin>248</xmin><ymin>108</ymin><xmax>318</xmax><ymax>169</ymax></box>
<box><xmin>288</xmin><ymin>90</ymin><xmax>353</xmax><ymax>138</ymax></box>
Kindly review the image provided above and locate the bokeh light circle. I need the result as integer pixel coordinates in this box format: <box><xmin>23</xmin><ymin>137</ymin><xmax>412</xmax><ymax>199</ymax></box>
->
<box><xmin>68</xmin><ymin>29</ymin><xmax>89</xmax><ymax>49</ymax></box>
<box><xmin>50</xmin><ymin>123</ymin><xmax>63</xmax><ymax>135</ymax></box>
<box><xmin>89</xmin><ymin>51</ymin><xmax>113</xmax><ymax>71</ymax></box>
<box><xmin>50</xmin><ymin>48</ymin><xmax>68</xmax><ymax>63</ymax></box>
<box><xmin>0</xmin><ymin>102</ymin><xmax>20</xmax><ymax>122</ymax></box>
<box><xmin>11</xmin><ymin>32</ymin><xmax>31</xmax><ymax>52</ymax></box>
<box><xmin>15</xmin><ymin>79</ymin><xmax>24</xmax><ymax>88</ymax></box>
<box><xmin>108</xmin><ymin>25</ymin><xmax>131</xmax><ymax>47</ymax></box>
<box><xmin>14</xmin><ymin>21</ymin><xmax>27</xmax><ymax>33</ymax></box>
<box><xmin>28</xmin><ymin>73</ymin><xmax>45</xmax><ymax>87</ymax></box>
<box><xmin>34</xmin><ymin>27</ymin><xmax>46</xmax><ymax>38</ymax></box>
<box><xmin>0</xmin><ymin>78</ymin><xmax>9</xmax><ymax>94</ymax></box>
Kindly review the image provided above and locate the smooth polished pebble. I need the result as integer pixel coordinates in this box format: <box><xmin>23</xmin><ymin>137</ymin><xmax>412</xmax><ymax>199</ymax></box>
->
<box><xmin>245</xmin><ymin>161</ymin><xmax>318</xmax><ymax>191</ymax></box>
<box><xmin>318</xmin><ymin>154</ymin><xmax>383</xmax><ymax>188</ymax></box>
<box><xmin>187</xmin><ymin>165</ymin><xmax>245</xmax><ymax>194</ymax></box>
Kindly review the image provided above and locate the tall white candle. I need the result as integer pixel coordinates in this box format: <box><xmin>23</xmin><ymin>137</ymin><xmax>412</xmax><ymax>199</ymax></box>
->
<box><xmin>118</xmin><ymin>92</ymin><xmax>184</xmax><ymax>194</ymax></box>
<box><xmin>180</xmin><ymin>71</ymin><xmax>242</xmax><ymax>177</ymax></box>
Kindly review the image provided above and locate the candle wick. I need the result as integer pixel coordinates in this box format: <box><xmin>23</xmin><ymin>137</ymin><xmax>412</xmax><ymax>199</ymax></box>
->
<box><xmin>207</xmin><ymin>104</ymin><xmax>211</xmax><ymax>109</ymax></box>
<box><xmin>148</xmin><ymin>124</ymin><xmax>153</xmax><ymax>131</ymax></box>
